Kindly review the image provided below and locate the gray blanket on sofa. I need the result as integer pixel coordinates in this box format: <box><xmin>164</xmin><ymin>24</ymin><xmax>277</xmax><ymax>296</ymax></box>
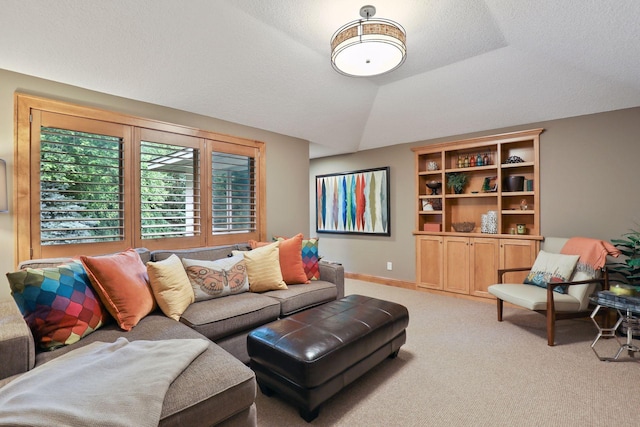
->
<box><xmin>0</xmin><ymin>337</ymin><xmax>209</xmax><ymax>427</ymax></box>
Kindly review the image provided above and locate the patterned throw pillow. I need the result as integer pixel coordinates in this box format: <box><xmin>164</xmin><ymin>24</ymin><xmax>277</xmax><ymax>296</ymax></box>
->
<box><xmin>301</xmin><ymin>237</ymin><xmax>320</xmax><ymax>281</ymax></box>
<box><xmin>7</xmin><ymin>261</ymin><xmax>107</xmax><ymax>350</ymax></box>
<box><xmin>182</xmin><ymin>255</ymin><xmax>249</xmax><ymax>301</ymax></box>
<box><xmin>274</xmin><ymin>236</ymin><xmax>320</xmax><ymax>281</ymax></box>
<box><xmin>523</xmin><ymin>250</ymin><xmax>580</xmax><ymax>294</ymax></box>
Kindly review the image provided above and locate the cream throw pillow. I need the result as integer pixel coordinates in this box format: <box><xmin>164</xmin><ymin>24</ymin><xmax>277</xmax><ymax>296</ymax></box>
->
<box><xmin>147</xmin><ymin>254</ymin><xmax>195</xmax><ymax>321</ymax></box>
<box><xmin>234</xmin><ymin>242</ymin><xmax>287</xmax><ymax>292</ymax></box>
<box><xmin>523</xmin><ymin>250</ymin><xmax>579</xmax><ymax>294</ymax></box>
<box><xmin>182</xmin><ymin>255</ymin><xmax>249</xmax><ymax>301</ymax></box>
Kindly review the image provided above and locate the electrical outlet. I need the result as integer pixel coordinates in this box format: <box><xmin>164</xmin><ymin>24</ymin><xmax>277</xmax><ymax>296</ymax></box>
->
<box><xmin>386</xmin><ymin>262</ymin><xmax>393</xmax><ymax>271</ymax></box>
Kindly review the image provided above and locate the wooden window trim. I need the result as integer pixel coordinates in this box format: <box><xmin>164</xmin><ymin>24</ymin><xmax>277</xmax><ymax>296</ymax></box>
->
<box><xmin>14</xmin><ymin>93</ymin><xmax>266</xmax><ymax>264</ymax></box>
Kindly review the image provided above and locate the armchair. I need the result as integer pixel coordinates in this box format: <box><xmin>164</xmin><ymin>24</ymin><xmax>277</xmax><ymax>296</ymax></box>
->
<box><xmin>488</xmin><ymin>237</ymin><xmax>616</xmax><ymax>346</ymax></box>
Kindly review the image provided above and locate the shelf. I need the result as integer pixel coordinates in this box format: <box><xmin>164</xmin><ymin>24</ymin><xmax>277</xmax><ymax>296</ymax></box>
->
<box><xmin>501</xmin><ymin>162</ymin><xmax>534</xmax><ymax>169</ymax></box>
<box><xmin>445</xmin><ymin>193</ymin><xmax>499</xmax><ymax>198</ymax></box>
<box><xmin>445</xmin><ymin>165</ymin><xmax>498</xmax><ymax>173</ymax></box>
<box><xmin>502</xmin><ymin>210</ymin><xmax>535</xmax><ymax>215</ymax></box>
<box><xmin>415</xmin><ymin>129</ymin><xmax>542</xmax><ymax>300</ymax></box>
<box><xmin>413</xmin><ymin>230</ymin><xmax>543</xmax><ymax>239</ymax></box>
<box><xmin>502</xmin><ymin>191</ymin><xmax>534</xmax><ymax>197</ymax></box>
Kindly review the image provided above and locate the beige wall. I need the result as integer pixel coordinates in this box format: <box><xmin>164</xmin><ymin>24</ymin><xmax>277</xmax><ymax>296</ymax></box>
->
<box><xmin>0</xmin><ymin>69</ymin><xmax>310</xmax><ymax>301</ymax></box>
<box><xmin>310</xmin><ymin>107</ymin><xmax>640</xmax><ymax>282</ymax></box>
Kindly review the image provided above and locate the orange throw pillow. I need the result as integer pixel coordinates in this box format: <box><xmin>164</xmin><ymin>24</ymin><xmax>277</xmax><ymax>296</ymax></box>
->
<box><xmin>80</xmin><ymin>249</ymin><xmax>156</xmax><ymax>331</ymax></box>
<box><xmin>249</xmin><ymin>233</ymin><xmax>309</xmax><ymax>285</ymax></box>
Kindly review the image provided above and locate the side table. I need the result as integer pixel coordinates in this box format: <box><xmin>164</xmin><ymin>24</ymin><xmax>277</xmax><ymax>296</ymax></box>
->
<box><xmin>590</xmin><ymin>291</ymin><xmax>640</xmax><ymax>361</ymax></box>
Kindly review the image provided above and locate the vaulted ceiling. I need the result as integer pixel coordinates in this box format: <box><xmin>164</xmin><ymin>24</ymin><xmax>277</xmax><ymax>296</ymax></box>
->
<box><xmin>1</xmin><ymin>1</ymin><xmax>639</xmax><ymax>158</ymax></box>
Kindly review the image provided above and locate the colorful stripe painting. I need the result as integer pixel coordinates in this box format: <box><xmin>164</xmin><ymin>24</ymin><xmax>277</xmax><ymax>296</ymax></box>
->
<box><xmin>316</xmin><ymin>167</ymin><xmax>390</xmax><ymax>235</ymax></box>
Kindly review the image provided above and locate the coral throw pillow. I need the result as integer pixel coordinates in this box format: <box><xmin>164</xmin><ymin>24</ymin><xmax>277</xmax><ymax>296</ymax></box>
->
<box><xmin>249</xmin><ymin>233</ymin><xmax>309</xmax><ymax>284</ymax></box>
<box><xmin>235</xmin><ymin>242</ymin><xmax>287</xmax><ymax>292</ymax></box>
<box><xmin>7</xmin><ymin>261</ymin><xmax>108</xmax><ymax>350</ymax></box>
<box><xmin>147</xmin><ymin>254</ymin><xmax>195</xmax><ymax>321</ymax></box>
<box><xmin>80</xmin><ymin>249</ymin><xmax>156</xmax><ymax>331</ymax></box>
<box><xmin>275</xmin><ymin>236</ymin><xmax>320</xmax><ymax>281</ymax></box>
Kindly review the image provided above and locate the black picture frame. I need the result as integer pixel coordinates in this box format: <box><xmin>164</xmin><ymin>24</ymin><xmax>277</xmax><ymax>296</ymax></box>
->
<box><xmin>315</xmin><ymin>166</ymin><xmax>390</xmax><ymax>236</ymax></box>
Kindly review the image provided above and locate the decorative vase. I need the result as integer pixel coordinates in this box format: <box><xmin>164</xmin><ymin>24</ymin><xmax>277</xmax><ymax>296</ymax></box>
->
<box><xmin>505</xmin><ymin>176</ymin><xmax>525</xmax><ymax>192</ymax></box>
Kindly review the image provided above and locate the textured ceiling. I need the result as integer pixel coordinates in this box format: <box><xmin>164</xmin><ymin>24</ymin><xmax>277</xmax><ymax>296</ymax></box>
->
<box><xmin>1</xmin><ymin>0</ymin><xmax>639</xmax><ymax>158</ymax></box>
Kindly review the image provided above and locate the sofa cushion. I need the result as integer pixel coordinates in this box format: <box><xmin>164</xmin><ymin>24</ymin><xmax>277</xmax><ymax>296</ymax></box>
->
<box><xmin>262</xmin><ymin>281</ymin><xmax>338</xmax><ymax>316</ymax></box>
<box><xmin>147</xmin><ymin>254</ymin><xmax>195</xmax><ymax>321</ymax></box>
<box><xmin>179</xmin><ymin>293</ymin><xmax>280</xmax><ymax>341</ymax></box>
<box><xmin>80</xmin><ymin>249</ymin><xmax>156</xmax><ymax>331</ymax></box>
<box><xmin>182</xmin><ymin>255</ymin><xmax>249</xmax><ymax>302</ymax></box>
<box><xmin>32</xmin><ymin>313</ymin><xmax>256</xmax><ymax>427</ymax></box>
<box><xmin>250</xmin><ymin>233</ymin><xmax>309</xmax><ymax>285</ymax></box>
<box><xmin>150</xmin><ymin>244</ymin><xmax>250</xmax><ymax>263</ymax></box>
<box><xmin>488</xmin><ymin>283</ymin><xmax>582</xmax><ymax>312</ymax></box>
<box><xmin>6</xmin><ymin>261</ymin><xmax>108</xmax><ymax>350</ymax></box>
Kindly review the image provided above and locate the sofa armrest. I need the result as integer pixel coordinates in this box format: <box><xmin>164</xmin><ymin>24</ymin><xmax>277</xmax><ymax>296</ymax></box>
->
<box><xmin>0</xmin><ymin>300</ymin><xmax>35</xmax><ymax>381</ymax></box>
<box><xmin>319</xmin><ymin>261</ymin><xmax>345</xmax><ymax>300</ymax></box>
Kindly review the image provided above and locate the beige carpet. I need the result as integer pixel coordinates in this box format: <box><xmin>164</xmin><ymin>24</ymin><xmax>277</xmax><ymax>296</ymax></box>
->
<box><xmin>255</xmin><ymin>279</ymin><xmax>638</xmax><ymax>426</ymax></box>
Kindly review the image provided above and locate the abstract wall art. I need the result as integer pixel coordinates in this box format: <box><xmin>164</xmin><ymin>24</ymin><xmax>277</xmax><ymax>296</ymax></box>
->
<box><xmin>316</xmin><ymin>167</ymin><xmax>390</xmax><ymax>236</ymax></box>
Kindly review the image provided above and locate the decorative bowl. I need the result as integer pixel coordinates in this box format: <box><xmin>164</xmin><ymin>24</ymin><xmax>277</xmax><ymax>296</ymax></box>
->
<box><xmin>505</xmin><ymin>155</ymin><xmax>525</xmax><ymax>164</ymax></box>
<box><xmin>610</xmin><ymin>284</ymin><xmax>637</xmax><ymax>297</ymax></box>
<box><xmin>452</xmin><ymin>222</ymin><xmax>475</xmax><ymax>233</ymax></box>
<box><xmin>426</xmin><ymin>181</ymin><xmax>442</xmax><ymax>195</ymax></box>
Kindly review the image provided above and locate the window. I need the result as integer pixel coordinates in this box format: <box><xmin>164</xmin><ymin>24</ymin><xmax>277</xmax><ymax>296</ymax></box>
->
<box><xmin>138</xmin><ymin>129</ymin><xmax>202</xmax><ymax>243</ymax></box>
<box><xmin>15</xmin><ymin>94</ymin><xmax>265</xmax><ymax>261</ymax></box>
<box><xmin>212</xmin><ymin>151</ymin><xmax>255</xmax><ymax>234</ymax></box>
<box><xmin>40</xmin><ymin>127</ymin><xmax>124</xmax><ymax>245</ymax></box>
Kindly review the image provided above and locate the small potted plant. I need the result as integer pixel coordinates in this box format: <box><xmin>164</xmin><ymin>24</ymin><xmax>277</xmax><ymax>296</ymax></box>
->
<box><xmin>446</xmin><ymin>172</ymin><xmax>468</xmax><ymax>194</ymax></box>
<box><xmin>610</xmin><ymin>227</ymin><xmax>640</xmax><ymax>287</ymax></box>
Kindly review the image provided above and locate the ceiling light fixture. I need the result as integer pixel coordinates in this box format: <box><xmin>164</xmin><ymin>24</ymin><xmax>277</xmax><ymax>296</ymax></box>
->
<box><xmin>330</xmin><ymin>5</ymin><xmax>406</xmax><ymax>77</ymax></box>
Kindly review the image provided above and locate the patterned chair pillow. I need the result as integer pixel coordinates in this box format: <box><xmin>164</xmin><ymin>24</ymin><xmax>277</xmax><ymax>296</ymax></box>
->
<box><xmin>523</xmin><ymin>250</ymin><xmax>580</xmax><ymax>294</ymax></box>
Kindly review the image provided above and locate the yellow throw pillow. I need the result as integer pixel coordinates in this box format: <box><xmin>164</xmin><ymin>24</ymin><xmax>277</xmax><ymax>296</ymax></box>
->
<box><xmin>237</xmin><ymin>242</ymin><xmax>287</xmax><ymax>292</ymax></box>
<box><xmin>147</xmin><ymin>254</ymin><xmax>195</xmax><ymax>321</ymax></box>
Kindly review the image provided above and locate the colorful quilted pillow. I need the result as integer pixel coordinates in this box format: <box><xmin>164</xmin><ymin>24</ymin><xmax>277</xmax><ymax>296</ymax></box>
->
<box><xmin>523</xmin><ymin>250</ymin><xmax>580</xmax><ymax>294</ymax></box>
<box><xmin>7</xmin><ymin>261</ymin><xmax>108</xmax><ymax>351</ymax></box>
<box><xmin>301</xmin><ymin>237</ymin><xmax>320</xmax><ymax>281</ymax></box>
<box><xmin>274</xmin><ymin>235</ymin><xmax>320</xmax><ymax>281</ymax></box>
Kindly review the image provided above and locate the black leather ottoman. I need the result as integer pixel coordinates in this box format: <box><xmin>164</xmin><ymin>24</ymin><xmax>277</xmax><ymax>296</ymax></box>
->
<box><xmin>247</xmin><ymin>294</ymin><xmax>409</xmax><ymax>422</ymax></box>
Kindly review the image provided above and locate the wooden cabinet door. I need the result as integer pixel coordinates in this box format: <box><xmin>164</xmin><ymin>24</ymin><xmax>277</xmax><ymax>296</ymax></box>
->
<box><xmin>500</xmin><ymin>239</ymin><xmax>538</xmax><ymax>283</ymax></box>
<box><xmin>416</xmin><ymin>236</ymin><xmax>443</xmax><ymax>290</ymax></box>
<box><xmin>470</xmin><ymin>238</ymin><xmax>499</xmax><ymax>298</ymax></box>
<box><xmin>443</xmin><ymin>237</ymin><xmax>470</xmax><ymax>294</ymax></box>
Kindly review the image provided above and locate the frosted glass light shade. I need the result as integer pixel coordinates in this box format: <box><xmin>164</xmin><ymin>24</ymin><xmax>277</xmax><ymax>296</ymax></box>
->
<box><xmin>331</xmin><ymin>18</ymin><xmax>406</xmax><ymax>77</ymax></box>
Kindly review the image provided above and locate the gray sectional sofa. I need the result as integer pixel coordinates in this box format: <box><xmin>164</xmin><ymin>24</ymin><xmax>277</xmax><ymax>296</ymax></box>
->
<box><xmin>0</xmin><ymin>243</ymin><xmax>345</xmax><ymax>427</ymax></box>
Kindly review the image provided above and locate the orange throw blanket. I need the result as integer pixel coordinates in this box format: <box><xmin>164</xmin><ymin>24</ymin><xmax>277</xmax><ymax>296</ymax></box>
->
<box><xmin>560</xmin><ymin>237</ymin><xmax>620</xmax><ymax>276</ymax></box>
